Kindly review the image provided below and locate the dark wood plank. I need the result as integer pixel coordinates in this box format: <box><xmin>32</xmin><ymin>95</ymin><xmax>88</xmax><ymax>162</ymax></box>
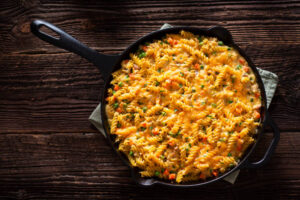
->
<box><xmin>0</xmin><ymin>131</ymin><xmax>299</xmax><ymax>199</ymax></box>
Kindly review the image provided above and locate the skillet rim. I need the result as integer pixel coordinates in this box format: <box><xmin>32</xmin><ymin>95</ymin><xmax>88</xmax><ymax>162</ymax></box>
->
<box><xmin>100</xmin><ymin>26</ymin><xmax>268</xmax><ymax>187</ymax></box>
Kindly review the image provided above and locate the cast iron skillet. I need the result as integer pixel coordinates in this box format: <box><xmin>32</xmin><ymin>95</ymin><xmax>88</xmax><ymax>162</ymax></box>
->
<box><xmin>31</xmin><ymin>19</ymin><xmax>280</xmax><ymax>187</ymax></box>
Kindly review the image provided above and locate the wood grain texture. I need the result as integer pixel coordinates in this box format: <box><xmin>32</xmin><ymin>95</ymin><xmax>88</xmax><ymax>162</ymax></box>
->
<box><xmin>0</xmin><ymin>0</ymin><xmax>300</xmax><ymax>199</ymax></box>
<box><xmin>0</xmin><ymin>132</ymin><xmax>299</xmax><ymax>200</ymax></box>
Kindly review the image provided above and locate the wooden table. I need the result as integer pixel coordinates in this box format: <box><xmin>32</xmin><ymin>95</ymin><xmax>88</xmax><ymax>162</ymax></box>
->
<box><xmin>0</xmin><ymin>1</ymin><xmax>299</xmax><ymax>199</ymax></box>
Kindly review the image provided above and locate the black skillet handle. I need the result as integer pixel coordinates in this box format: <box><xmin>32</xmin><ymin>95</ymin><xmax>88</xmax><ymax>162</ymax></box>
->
<box><xmin>31</xmin><ymin>19</ymin><xmax>119</xmax><ymax>81</ymax></box>
<box><xmin>243</xmin><ymin>112</ymin><xmax>280</xmax><ymax>168</ymax></box>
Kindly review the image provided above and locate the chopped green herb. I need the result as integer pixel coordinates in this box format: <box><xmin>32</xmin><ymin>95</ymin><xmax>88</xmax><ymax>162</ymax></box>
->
<box><xmin>155</xmin><ymin>81</ymin><xmax>160</xmax><ymax>86</ymax></box>
<box><xmin>123</xmin><ymin>103</ymin><xmax>128</xmax><ymax>110</ymax></box>
<box><xmin>118</xmin><ymin>82</ymin><xmax>123</xmax><ymax>87</ymax></box>
<box><xmin>201</xmin><ymin>101</ymin><xmax>206</xmax><ymax>105</ymax></box>
<box><xmin>229</xmin><ymin>163</ymin><xmax>234</xmax><ymax>168</ymax></box>
<box><xmin>239</xmin><ymin>122</ymin><xmax>243</xmax><ymax>126</ymax></box>
<box><xmin>200</xmin><ymin>65</ymin><xmax>204</xmax><ymax>70</ymax></box>
<box><xmin>174</xmin><ymin>109</ymin><xmax>178</xmax><ymax>112</ymax></box>
<box><xmin>219</xmin><ymin>138</ymin><xmax>225</xmax><ymax>142</ymax></box>
<box><xmin>186</xmin><ymin>148</ymin><xmax>189</xmax><ymax>152</ymax></box>
<box><xmin>228</xmin><ymin>131</ymin><xmax>234</xmax><ymax>135</ymax></box>
<box><xmin>125</xmin><ymin>75</ymin><xmax>129</xmax><ymax>79</ymax></box>
<box><xmin>218</xmin><ymin>41</ymin><xmax>224</xmax><ymax>46</ymax></box>
<box><xmin>198</xmin><ymin>36</ymin><xmax>203</xmax><ymax>42</ymax></box>
<box><xmin>231</xmin><ymin>76</ymin><xmax>236</xmax><ymax>83</ymax></box>
<box><xmin>227</xmin><ymin>47</ymin><xmax>231</xmax><ymax>50</ymax></box>
<box><xmin>117</xmin><ymin>122</ymin><xmax>121</xmax><ymax>128</ymax></box>
<box><xmin>161</xmin><ymin>111</ymin><xmax>166</xmax><ymax>116</ymax></box>
<box><xmin>207</xmin><ymin>115</ymin><xmax>213</xmax><ymax>119</ymax></box>
<box><xmin>130</xmin><ymin>113</ymin><xmax>135</xmax><ymax>120</ymax></box>
<box><xmin>250</xmin><ymin>98</ymin><xmax>254</xmax><ymax>102</ymax></box>
<box><xmin>228</xmin><ymin>100</ymin><xmax>233</xmax><ymax>104</ymax></box>
<box><xmin>180</xmin><ymin>72</ymin><xmax>184</xmax><ymax>77</ymax></box>
<box><xmin>234</xmin><ymin>89</ymin><xmax>237</xmax><ymax>93</ymax></box>
<box><xmin>179</xmin><ymin>83</ymin><xmax>183</xmax><ymax>88</ymax></box>
<box><xmin>188</xmin><ymin>143</ymin><xmax>192</xmax><ymax>148</ymax></box>
<box><xmin>155</xmin><ymin>171</ymin><xmax>160</xmax><ymax>176</ymax></box>
<box><xmin>113</xmin><ymin>102</ymin><xmax>119</xmax><ymax>109</ymax></box>
<box><xmin>201</xmin><ymin>85</ymin><xmax>204</xmax><ymax>89</ymax></box>
<box><xmin>160</xmin><ymin>41</ymin><xmax>163</xmax><ymax>45</ymax></box>
<box><xmin>236</xmin><ymin>64</ymin><xmax>242</xmax><ymax>70</ymax></box>
<box><xmin>138</xmin><ymin>51</ymin><xmax>146</xmax><ymax>58</ymax></box>
<box><xmin>129</xmin><ymin>151</ymin><xmax>134</xmax><ymax>156</ymax></box>
<box><xmin>150</xmin><ymin>126</ymin><xmax>153</xmax><ymax>130</ymax></box>
<box><xmin>112</xmin><ymin>91</ymin><xmax>116</xmax><ymax>94</ymax></box>
<box><xmin>199</xmin><ymin>41</ymin><xmax>204</xmax><ymax>45</ymax></box>
<box><xmin>140</xmin><ymin>127</ymin><xmax>146</xmax><ymax>131</ymax></box>
<box><xmin>157</xmin><ymin>68</ymin><xmax>161</xmax><ymax>73</ymax></box>
<box><xmin>160</xmin><ymin>155</ymin><xmax>165</xmax><ymax>159</ymax></box>
<box><xmin>192</xmin><ymin>89</ymin><xmax>196</xmax><ymax>93</ymax></box>
<box><xmin>211</xmin><ymin>103</ymin><xmax>217</xmax><ymax>108</ymax></box>
<box><xmin>162</xmin><ymin>122</ymin><xmax>167</xmax><ymax>126</ymax></box>
<box><xmin>164</xmin><ymin>40</ymin><xmax>169</xmax><ymax>44</ymax></box>
<box><xmin>185</xmin><ymin>137</ymin><xmax>189</xmax><ymax>142</ymax></box>
<box><xmin>142</xmin><ymin>107</ymin><xmax>147</xmax><ymax>113</ymax></box>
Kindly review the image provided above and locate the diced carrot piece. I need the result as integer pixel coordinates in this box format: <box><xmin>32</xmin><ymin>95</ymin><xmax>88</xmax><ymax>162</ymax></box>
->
<box><xmin>168</xmin><ymin>140</ymin><xmax>175</xmax><ymax>147</ymax></box>
<box><xmin>163</xmin><ymin>169</ymin><xmax>169</xmax><ymax>176</ymax></box>
<box><xmin>235</xmin><ymin>107</ymin><xmax>243</xmax><ymax>114</ymax></box>
<box><xmin>141</xmin><ymin>122</ymin><xmax>147</xmax><ymax>127</ymax></box>
<box><xmin>174</xmin><ymin>40</ymin><xmax>178</xmax><ymax>45</ymax></box>
<box><xmin>129</xmin><ymin>73</ymin><xmax>135</xmax><ymax>80</ymax></box>
<box><xmin>167</xmin><ymin>38</ymin><xmax>173</xmax><ymax>45</ymax></box>
<box><xmin>152</xmin><ymin>127</ymin><xmax>159</xmax><ymax>135</ymax></box>
<box><xmin>254</xmin><ymin>110</ymin><xmax>261</xmax><ymax>119</ymax></box>
<box><xmin>194</xmin><ymin>63</ymin><xmax>200</xmax><ymax>70</ymax></box>
<box><xmin>116</xmin><ymin>107</ymin><xmax>122</xmax><ymax>113</ymax></box>
<box><xmin>169</xmin><ymin>173</ymin><xmax>176</xmax><ymax>180</ymax></box>
<box><xmin>202</xmin><ymin>137</ymin><xmax>207</xmax><ymax>142</ymax></box>
<box><xmin>199</xmin><ymin>174</ymin><xmax>206</xmax><ymax>180</ymax></box>
<box><xmin>212</xmin><ymin>171</ymin><xmax>218</xmax><ymax>177</ymax></box>
<box><xmin>255</xmin><ymin>92</ymin><xmax>260</xmax><ymax>98</ymax></box>
<box><xmin>105</xmin><ymin>97</ymin><xmax>110</xmax><ymax>101</ymax></box>
<box><xmin>243</xmin><ymin>66</ymin><xmax>250</xmax><ymax>73</ymax></box>
<box><xmin>165</xmin><ymin>79</ymin><xmax>172</xmax><ymax>87</ymax></box>
<box><xmin>142</xmin><ymin>46</ymin><xmax>148</xmax><ymax>52</ymax></box>
<box><xmin>114</xmin><ymin>85</ymin><xmax>119</xmax><ymax>91</ymax></box>
<box><xmin>239</xmin><ymin>59</ymin><xmax>245</xmax><ymax>64</ymax></box>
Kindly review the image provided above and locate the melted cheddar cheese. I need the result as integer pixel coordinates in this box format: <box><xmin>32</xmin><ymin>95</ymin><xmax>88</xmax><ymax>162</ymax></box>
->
<box><xmin>106</xmin><ymin>30</ymin><xmax>261</xmax><ymax>183</ymax></box>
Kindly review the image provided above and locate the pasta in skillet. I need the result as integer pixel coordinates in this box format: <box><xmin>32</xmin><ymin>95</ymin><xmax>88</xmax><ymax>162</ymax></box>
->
<box><xmin>105</xmin><ymin>30</ymin><xmax>261</xmax><ymax>183</ymax></box>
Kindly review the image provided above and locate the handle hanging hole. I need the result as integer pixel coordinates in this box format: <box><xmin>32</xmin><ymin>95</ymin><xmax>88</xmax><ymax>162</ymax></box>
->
<box><xmin>39</xmin><ymin>25</ymin><xmax>60</xmax><ymax>40</ymax></box>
